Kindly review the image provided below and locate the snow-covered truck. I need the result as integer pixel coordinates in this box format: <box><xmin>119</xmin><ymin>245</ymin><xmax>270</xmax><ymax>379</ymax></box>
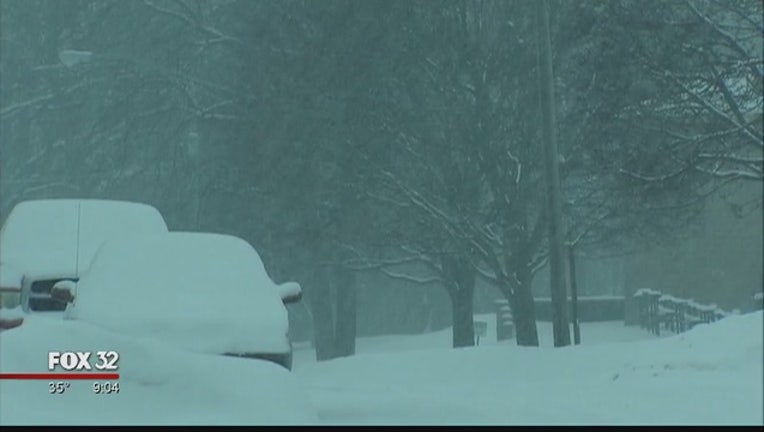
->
<box><xmin>0</xmin><ymin>199</ymin><xmax>169</xmax><ymax>313</ymax></box>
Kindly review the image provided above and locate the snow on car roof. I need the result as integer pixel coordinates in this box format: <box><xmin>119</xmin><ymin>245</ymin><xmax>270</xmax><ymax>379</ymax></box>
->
<box><xmin>0</xmin><ymin>199</ymin><xmax>168</xmax><ymax>278</ymax></box>
<box><xmin>69</xmin><ymin>232</ymin><xmax>290</xmax><ymax>355</ymax></box>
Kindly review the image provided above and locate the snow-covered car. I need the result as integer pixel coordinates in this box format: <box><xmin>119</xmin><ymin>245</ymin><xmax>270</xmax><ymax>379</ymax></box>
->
<box><xmin>0</xmin><ymin>313</ymin><xmax>318</xmax><ymax>425</ymax></box>
<box><xmin>0</xmin><ymin>199</ymin><xmax>169</xmax><ymax>313</ymax></box>
<box><xmin>60</xmin><ymin>232</ymin><xmax>301</xmax><ymax>370</ymax></box>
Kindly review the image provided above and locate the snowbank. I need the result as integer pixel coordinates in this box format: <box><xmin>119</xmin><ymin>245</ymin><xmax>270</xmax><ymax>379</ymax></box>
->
<box><xmin>68</xmin><ymin>232</ymin><xmax>290</xmax><ymax>355</ymax></box>
<box><xmin>0</xmin><ymin>313</ymin><xmax>317</xmax><ymax>425</ymax></box>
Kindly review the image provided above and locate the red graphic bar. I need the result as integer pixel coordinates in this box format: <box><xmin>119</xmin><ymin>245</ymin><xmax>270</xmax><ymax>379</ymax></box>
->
<box><xmin>0</xmin><ymin>372</ymin><xmax>120</xmax><ymax>380</ymax></box>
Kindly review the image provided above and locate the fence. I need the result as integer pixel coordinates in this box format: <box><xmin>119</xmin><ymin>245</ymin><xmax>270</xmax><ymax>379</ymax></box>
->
<box><xmin>494</xmin><ymin>299</ymin><xmax>514</xmax><ymax>341</ymax></box>
<box><xmin>632</xmin><ymin>289</ymin><xmax>733</xmax><ymax>336</ymax></box>
<box><xmin>492</xmin><ymin>290</ymin><xmax>757</xmax><ymax>341</ymax></box>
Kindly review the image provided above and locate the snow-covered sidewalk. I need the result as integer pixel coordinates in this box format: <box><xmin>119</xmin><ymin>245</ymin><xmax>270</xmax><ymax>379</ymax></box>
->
<box><xmin>294</xmin><ymin>313</ymin><xmax>763</xmax><ymax>425</ymax></box>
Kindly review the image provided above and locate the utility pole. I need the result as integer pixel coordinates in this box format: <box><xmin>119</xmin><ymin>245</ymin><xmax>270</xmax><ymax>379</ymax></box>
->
<box><xmin>569</xmin><ymin>246</ymin><xmax>581</xmax><ymax>344</ymax></box>
<box><xmin>535</xmin><ymin>0</ymin><xmax>570</xmax><ymax>347</ymax></box>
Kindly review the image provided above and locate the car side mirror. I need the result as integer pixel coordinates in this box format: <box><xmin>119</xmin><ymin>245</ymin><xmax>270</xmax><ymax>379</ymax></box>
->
<box><xmin>51</xmin><ymin>280</ymin><xmax>76</xmax><ymax>303</ymax></box>
<box><xmin>277</xmin><ymin>281</ymin><xmax>302</xmax><ymax>304</ymax></box>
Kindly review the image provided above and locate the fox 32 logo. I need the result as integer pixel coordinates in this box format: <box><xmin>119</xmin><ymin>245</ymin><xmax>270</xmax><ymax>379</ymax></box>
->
<box><xmin>48</xmin><ymin>351</ymin><xmax>120</xmax><ymax>371</ymax></box>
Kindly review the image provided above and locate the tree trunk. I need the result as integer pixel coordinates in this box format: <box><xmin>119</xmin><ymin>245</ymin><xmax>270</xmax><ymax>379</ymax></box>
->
<box><xmin>493</xmin><ymin>256</ymin><xmax>540</xmax><ymax>346</ymax></box>
<box><xmin>333</xmin><ymin>265</ymin><xmax>357</xmax><ymax>357</ymax></box>
<box><xmin>450</xmin><ymin>284</ymin><xmax>476</xmax><ymax>348</ymax></box>
<box><xmin>535</xmin><ymin>0</ymin><xmax>570</xmax><ymax>347</ymax></box>
<box><xmin>448</xmin><ymin>285</ymin><xmax>476</xmax><ymax>348</ymax></box>
<box><xmin>512</xmin><ymin>267</ymin><xmax>540</xmax><ymax>346</ymax></box>
<box><xmin>307</xmin><ymin>265</ymin><xmax>336</xmax><ymax>361</ymax></box>
<box><xmin>442</xmin><ymin>255</ymin><xmax>476</xmax><ymax>348</ymax></box>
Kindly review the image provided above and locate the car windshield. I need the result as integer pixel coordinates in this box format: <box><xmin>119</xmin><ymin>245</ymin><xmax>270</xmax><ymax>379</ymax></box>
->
<box><xmin>0</xmin><ymin>0</ymin><xmax>762</xmax><ymax>426</ymax></box>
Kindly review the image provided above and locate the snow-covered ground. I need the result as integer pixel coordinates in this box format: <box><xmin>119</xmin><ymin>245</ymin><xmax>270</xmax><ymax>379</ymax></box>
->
<box><xmin>1</xmin><ymin>307</ymin><xmax>762</xmax><ymax>425</ymax></box>
<box><xmin>0</xmin><ymin>309</ymin><xmax>317</xmax><ymax>425</ymax></box>
<box><xmin>294</xmin><ymin>312</ymin><xmax>763</xmax><ymax>425</ymax></box>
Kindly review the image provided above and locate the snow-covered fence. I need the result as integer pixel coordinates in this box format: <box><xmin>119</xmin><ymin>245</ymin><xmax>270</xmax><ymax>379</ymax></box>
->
<box><xmin>494</xmin><ymin>299</ymin><xmax>514</xmax><ymax>341</ymax></box>
<box><xmin>633</xmin><ymin>289</ymin><xmax>730</xmax><ymax>336</ymax></box>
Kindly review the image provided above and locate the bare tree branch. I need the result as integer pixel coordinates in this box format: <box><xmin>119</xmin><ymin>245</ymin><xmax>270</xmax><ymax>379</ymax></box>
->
<box><xmin>143</xmin><ymin>0</ymin><xmax>243</xmax><ymax>47</ymax></box>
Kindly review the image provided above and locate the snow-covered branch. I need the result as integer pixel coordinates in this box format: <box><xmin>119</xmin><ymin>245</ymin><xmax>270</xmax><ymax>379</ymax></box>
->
<box><xmin>0</xmin><ymin>94</ymin><xmax>56</xmax><ymax>117</ymax></box>
<box><xmin>143</xmin><ymin>0</ymin><xmax>243</xmax><ymax>47</ymax></box>
<box><xmin>566</xmin><ymin>208</ymin><xmax>612</xmax><ymax>248</ymax></box>
<box><xmin>693</xmin><ymin>165</ymin><xmax>762</xmax><ymax>182</ymax></box>
<box><xmin>618</xmin><ymin>166</ymin><xmax>689</xmax><ymax>183</ymax></box>
<box><xmin>364</xmin><ymin>190</ymin><xmax>412</xmax><ymax>208</ymax></box>
<box><xmin>475</xmin><ymin>265</ymin><xmax>499</xmax><ymax>284</ymax></box>
<box><xmin>334</xmin><ymin>254</ymin><xmax>434</xmax><ymax>271</ymax></box>
<box><xmin>379</xmin><ymin>268</ymin><xmax>444</xmax><ymax>286</ymax></box>
<box><xmin>506</xmin><ymin>149</ymin><xmax>522</xmax><ymax>185</ymax></box>
<box><xmin>665</xmin><ymin>71</ymin><xmax>762</xmax><ymax>148</ymax></box>
<box><xmin>697</xmin><ymin>153</ymin><xmax>764</xmax><ymax>165</ymax></box>
<box><xmin>530</xmin><ymin>254</ymin><xmax>549</xmax><ymax>276</ymax></box>
<box><xmin>399</xmin><ymin>245</ymin><xmax>445</xmax><ymax>275</ymax></box>
<box><xmin>683</xmin><ymin>0</ymin><xmax>762</xmax><ymax>79</ymax></box>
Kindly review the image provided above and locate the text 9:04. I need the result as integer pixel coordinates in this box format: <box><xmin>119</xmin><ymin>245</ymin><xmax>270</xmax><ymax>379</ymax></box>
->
<box><xmin>93</xmin><ymin>381</ymin><xmax>119</xmax><ymax>394</ymax></box>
